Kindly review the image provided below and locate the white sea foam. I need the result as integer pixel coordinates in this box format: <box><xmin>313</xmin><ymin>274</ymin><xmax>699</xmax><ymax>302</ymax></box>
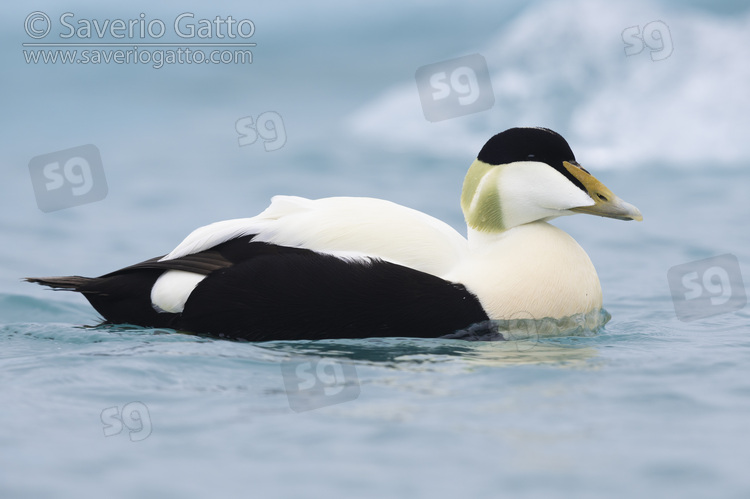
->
<box><xmin>347</xmin><ymin>0</ymin><xmax>750</xmax><ymax>168</ymax></box>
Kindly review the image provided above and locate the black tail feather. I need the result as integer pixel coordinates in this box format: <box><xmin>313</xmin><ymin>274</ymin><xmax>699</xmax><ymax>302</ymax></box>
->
<box><xmin>25</xmin><ymin>272</ymin><xmax>180</xmax><ymax>328</ymax></box>
<box><xmin>24</xmin><ymin>276</ymin><xmax>98</xmax><ymax>292</ymax></box>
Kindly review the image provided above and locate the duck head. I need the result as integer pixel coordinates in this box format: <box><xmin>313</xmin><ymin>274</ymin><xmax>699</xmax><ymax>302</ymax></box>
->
<box><xmin>461</xmin><ymin>127</ymin><xmax>643</xmax><ymax>232</ymax></box>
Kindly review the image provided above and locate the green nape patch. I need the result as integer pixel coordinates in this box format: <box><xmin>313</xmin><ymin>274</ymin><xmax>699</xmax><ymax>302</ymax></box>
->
<box><xmin>460</xmin><ymin>160</ymin><xmax>506</xmax><ymax>233</ymax></box>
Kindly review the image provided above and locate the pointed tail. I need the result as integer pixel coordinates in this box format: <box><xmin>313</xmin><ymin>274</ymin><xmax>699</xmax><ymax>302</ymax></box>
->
<box><xmin>24</xmin><ymin>276</ymin><xmax>97</xmax><ymax>292</ymax></box>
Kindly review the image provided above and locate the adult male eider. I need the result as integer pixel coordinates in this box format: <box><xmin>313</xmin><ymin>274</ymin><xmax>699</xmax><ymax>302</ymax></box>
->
<box><xmin>26</xmin><ymin>127</ymin><xmax>642</xmax><ymax>341</ymax></box>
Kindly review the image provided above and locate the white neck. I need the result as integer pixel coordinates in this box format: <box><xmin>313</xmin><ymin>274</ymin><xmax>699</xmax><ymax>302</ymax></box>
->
<box><xmin>466</xmin><ymin>225</ymin><xmax>511</xmax><ymax>251</ymax></box>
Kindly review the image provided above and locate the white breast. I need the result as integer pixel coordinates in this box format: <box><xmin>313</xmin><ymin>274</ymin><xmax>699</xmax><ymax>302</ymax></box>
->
<box><xmin>444</xmin><ymin>222</ymin><xmax>602</xmax><ymax>320</ymax></box>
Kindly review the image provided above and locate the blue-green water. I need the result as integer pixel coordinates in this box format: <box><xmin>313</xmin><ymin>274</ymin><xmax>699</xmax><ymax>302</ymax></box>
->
<box><xmin>3</xmin><ymin>1</ymin><xmax>750</xmax><ymax>497</ymax></box>
<box><xmin>3</xmin><ymin>165</ymin><xmax>750</xmax><ymax>499</ymax></box>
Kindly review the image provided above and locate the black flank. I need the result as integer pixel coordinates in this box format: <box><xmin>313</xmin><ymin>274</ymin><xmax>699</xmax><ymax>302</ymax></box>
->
<box><xmin>179</xmin><ymin>250</ymin><xmax>489</xmax><ymax>341</ymax></box>
<box><xmin>26</xmin><ymin>238</ymin><xmax>489</xmax><ymax>341</ymax></box>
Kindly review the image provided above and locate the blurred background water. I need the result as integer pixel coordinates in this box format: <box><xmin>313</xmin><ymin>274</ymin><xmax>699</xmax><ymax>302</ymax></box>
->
<box><xmin>2</xmin><ymin>0</ymin><xmax>750</xmax><ymax>497</ymax></box>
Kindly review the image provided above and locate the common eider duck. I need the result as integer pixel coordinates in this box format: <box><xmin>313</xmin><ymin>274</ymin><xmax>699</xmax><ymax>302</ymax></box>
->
<box><xmin>26</xmin><ymin>127</ymin><xmax>642</xmax><ymax>341</ymax></box>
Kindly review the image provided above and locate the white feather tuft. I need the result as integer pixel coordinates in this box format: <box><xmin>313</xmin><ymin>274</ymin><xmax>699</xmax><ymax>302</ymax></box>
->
<box><xmin>150</xmin><ymin>270</ymin><xmax>207</xmax><ymax>313</ymax></box>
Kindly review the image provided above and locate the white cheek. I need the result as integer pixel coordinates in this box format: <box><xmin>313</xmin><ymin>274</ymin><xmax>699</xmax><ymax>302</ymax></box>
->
<box><xmin>543</xmin><ymin>181</ymin><xmax>595</xmax><ymax>210</ymax></box>
<box><xmin>498</xmin><ymin>162</ymin><xmax>594</xmax><ymax>226</ymax></box>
